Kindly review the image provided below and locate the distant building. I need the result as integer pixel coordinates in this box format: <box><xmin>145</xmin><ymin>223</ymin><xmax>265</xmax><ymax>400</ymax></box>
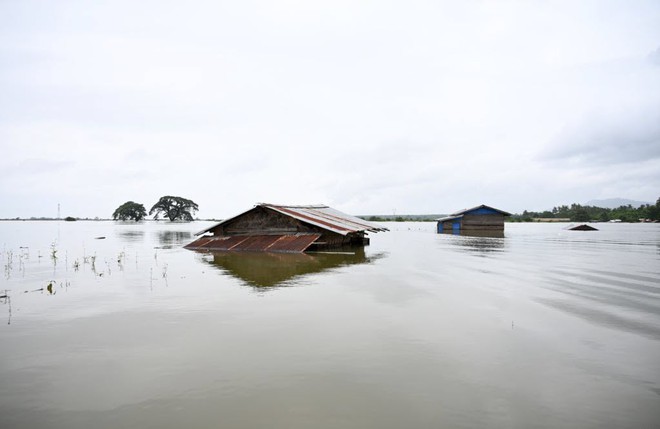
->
<box><xmin>185</xmin><ymin>203</ymin><xmax>388</xmax><ymax>253</ymax></box>
<box><xmin>436</xmin><ymin>205</ymin><xmax>511</xmax><ymax>233</ymax></box>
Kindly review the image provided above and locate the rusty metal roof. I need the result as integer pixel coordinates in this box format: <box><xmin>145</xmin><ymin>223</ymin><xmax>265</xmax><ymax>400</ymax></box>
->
<box><xmin>265</xmin><ymin>204</ymin><xmax>388</xmax><ymax>235</ymax></box>
<box><xmin>184</xmin><ymin>233</ymin><xmax>322</xmax><ymax>253</ymax></box>
<box><xmin>196</xmin><ymin>203</ymin><xmax>388</xmax><ymax>236</ymax></box>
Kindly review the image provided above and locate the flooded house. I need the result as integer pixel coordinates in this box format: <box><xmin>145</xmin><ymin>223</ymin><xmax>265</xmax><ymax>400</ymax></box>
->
<box><xmin>436</xmin><ymin>204</ymin><xmax>511</xmax><ymax>234</ymax></box>
<box><xmin>185</xmin><ymin>203</ymin><xmax>388</xmax><ymax>253</ymax></box>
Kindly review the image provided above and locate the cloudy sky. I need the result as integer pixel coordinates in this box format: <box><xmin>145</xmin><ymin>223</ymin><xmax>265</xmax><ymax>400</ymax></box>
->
<box><xmin>1</xmin><ymin>0</ymin><xmax>659</xmax><ymax>219</ymax></box>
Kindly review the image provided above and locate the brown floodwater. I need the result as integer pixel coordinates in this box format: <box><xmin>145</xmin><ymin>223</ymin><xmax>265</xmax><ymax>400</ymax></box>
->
<box><xmin>0</xmin><ymin>220</ymin><xmax>659</xmax><ymax>428</ymax></box>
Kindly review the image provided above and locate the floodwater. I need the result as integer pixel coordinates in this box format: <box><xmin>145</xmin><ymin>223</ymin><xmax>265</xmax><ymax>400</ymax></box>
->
<box><xmin>0</xmin><ymin>220</ymin><xmax>659</xmax><ymax>428</ymax></box>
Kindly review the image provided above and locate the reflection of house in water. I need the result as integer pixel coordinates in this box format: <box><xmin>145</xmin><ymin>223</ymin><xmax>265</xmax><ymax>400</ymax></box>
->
<box><xmin>196</xmin><ymin>247</ymin><xmax>381</xmax><ymax>288</ymax></box>
<box><xmin>446</xmin><ymin>232</ymin><xmax>506</xmax><ymax>254</ymax></box>
<box><xmin>156</xmin><ymin>231</ymin><xmax>192</xmax><ymax>248</ymax></box>
<box><xmin>186</xmin><ymin>203</ymin><xmax>387</xmax><ymax>253</ymax></box>
<box><xmin>115</xmin><ymin>230</ymin><xmax>145</xmax><ymax>243</ymax></box>
<box><xmin>436</xmin><ymin>205</ymin><xmax>510</xmax><ymax>234</ymax></box>
<box><xmin>454</xmin><ymin>230</ymin><xmax>504</xmax><ymax>239</ymax></box>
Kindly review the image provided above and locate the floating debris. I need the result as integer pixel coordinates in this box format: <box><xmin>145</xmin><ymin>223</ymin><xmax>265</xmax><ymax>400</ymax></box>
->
<box><xmin>94</xmin><ymin>236</ymin><xmax>106</xmax><ymax>240</ymax></box>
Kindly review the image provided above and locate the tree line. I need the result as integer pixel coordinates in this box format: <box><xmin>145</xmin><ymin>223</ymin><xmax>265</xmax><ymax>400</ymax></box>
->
<box><xmin>112</xmin><ymin>196</ymin><xmax>660</xmax><ymax>223</ymax></box>
<box><xmin>112</xmin><ymin>196</ymin><xmax>198</xmax><ymax>221</ymax></box>
<box><xmin>510</xmin><ymin>198</ymin><xmax>660</xmax><ymax>223</ymax></box>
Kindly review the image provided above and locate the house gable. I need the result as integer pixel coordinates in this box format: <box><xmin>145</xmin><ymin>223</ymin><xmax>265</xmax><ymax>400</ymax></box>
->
<box><xmin>214</xmin><ymin>206</ymin><xmax>320</xmax><ymax>236</ymax></box>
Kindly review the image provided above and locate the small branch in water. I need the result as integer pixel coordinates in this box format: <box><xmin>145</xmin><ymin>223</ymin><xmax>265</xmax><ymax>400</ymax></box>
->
<box><xmin>1</xmin><ymin>292</ymin><xmax>11</xmax><ymax>325</ymax></box>
<box><xmin>50</xmin><ymin>242</ymin><xmax>58</xmax><ymax>264</ymax></box>
<box><xmin>162</xmin><ymin>263</ymin><xmax>169</xmax><ymax>287</ymax></box>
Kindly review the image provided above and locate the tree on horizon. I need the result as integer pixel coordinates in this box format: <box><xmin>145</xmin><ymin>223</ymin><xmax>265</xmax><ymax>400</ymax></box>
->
<box><xmin>112</xmin><ymin>201</ymin><xmax>147</xmax><ymax>221</ymax></box>
<box><xmin>149</xmin><ymin>196</ymin><xmax>198</xmax><ymax>221</ymax></box>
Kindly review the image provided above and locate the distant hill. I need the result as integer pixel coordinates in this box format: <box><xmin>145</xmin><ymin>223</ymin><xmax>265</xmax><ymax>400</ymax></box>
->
<box><xmin>585</xmin><ymin>198</ymin><xmax>651</xmax><ymax>209</ymax></box>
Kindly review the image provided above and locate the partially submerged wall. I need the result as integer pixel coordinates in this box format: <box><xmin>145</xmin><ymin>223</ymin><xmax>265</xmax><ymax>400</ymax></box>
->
<box><xmin>461</xmin><ymin>213</ymin><xmax>505</xmax><ymax>231</ymax></box>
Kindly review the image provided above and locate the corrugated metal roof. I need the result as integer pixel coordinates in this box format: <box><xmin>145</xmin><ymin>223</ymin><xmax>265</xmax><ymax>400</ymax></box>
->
<box><xmin>196</xmin><ymin>203</ymin><xmax>388</xmax><ymax>236</ymax></box>
<box><xmin>265</xmin><ymin>204</ymin><xmax>388</xmax><ymax>235</ymax></box>
<box><xmin>184</xmin><ymin>233</ymin><xmax>322</xmax><ymax>253</ymax></box>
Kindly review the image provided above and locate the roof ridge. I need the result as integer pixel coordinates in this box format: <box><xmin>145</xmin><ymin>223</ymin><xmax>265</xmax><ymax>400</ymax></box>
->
<box><xmin>260</xmin><ymin>203</ymin><xmax>329</xmax><ymax>209</ymax></box>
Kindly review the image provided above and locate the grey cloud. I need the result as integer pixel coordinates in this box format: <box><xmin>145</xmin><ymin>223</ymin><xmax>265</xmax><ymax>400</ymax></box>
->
<box><xmin>649</xmin><ymin>46</ymin><xmax>660</xmax><ymax>66</ymax></box>
<box><xmin>14</xmin><ymin>158</ymin><xmax>75</xmax><ymax>175</ymax></box>
<box><xmin>541</xmin><ymin>106</ymin><xmax>660</xmax><ymax>165</ymax></box>
<box><xmin>540</xmin><ymin>45</ymin><xmax>660</xmax><ymax>167</ymax></box>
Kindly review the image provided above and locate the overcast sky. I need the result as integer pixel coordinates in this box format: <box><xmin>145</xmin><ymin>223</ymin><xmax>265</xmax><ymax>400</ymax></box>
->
<box><xmin>1</xmin><ymin>0</ymin><xmax>659</xmax><ymax>219</ymax></box>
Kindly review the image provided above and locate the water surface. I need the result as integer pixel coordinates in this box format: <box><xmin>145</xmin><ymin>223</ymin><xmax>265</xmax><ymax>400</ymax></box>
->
<box><xmin>1</xmin><ymin>221</ymin><xmax>659</xmax><ymax>428</ymax></box>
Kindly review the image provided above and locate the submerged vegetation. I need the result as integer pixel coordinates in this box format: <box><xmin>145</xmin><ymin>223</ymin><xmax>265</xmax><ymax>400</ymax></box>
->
<box><xmin>0</xmin><ymin>232</ymin><xmax>173</xmax><ymax>324</ymax></box>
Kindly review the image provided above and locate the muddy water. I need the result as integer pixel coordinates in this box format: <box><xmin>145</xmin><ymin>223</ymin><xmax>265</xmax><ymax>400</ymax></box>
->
<box><xmin>0</xmin><ymin>221</ymin><xmax>659</xmax><ymax>428</ymax></box>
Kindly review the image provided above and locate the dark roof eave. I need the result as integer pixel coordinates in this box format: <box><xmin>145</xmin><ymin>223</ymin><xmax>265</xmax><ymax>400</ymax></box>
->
<box><xmin>450</xmin><ymin>204</ymin><xmax>511</xmax><ymax>217</ymax></box>
<box><xmin>435</xmin><ymin>215</ymin><xmax>463</xmax><ymax>222</ymax></box>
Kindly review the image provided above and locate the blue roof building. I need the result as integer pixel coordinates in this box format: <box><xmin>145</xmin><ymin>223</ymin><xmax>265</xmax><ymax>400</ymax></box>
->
<box><xmin>436</xmin><ymin>205</ymin><xmax>511</xmax><ymax>234</ymax></box>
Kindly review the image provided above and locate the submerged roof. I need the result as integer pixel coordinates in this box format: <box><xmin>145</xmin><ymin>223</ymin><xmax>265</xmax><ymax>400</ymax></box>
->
<box><xmin>568</xmin><ymin>224</ymin><xmax>598</xmax><ymax>231</ymax></box>
<box><xmin>185</xmin><ymin>233</ymin><xmax>322</xmax><ymax>252</ymax></box>
<box><xmin>197</xmin><ymin>203</ymin><xmax>389</xmax><ymax>236</ymax></box>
